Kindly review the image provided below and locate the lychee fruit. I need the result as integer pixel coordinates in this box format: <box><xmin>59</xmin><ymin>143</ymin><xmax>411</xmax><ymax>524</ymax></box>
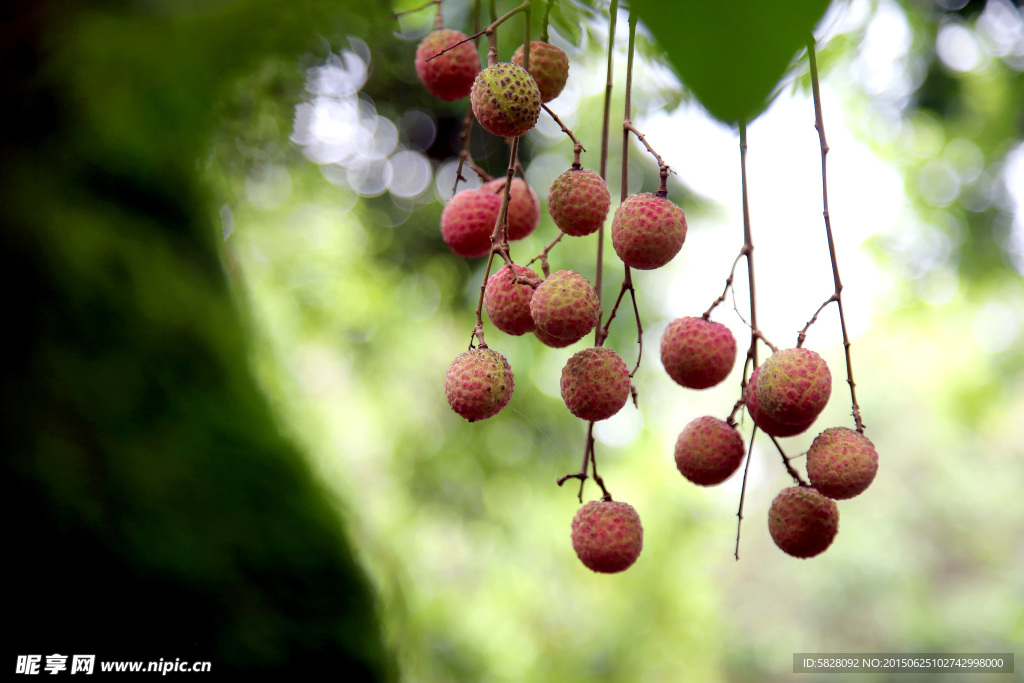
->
<box><xmin>571</xmin><ymin>500</ymin><xmax>643</xmax><ymax>574</ymax></box>
<box><xmin>768</xmin><ymin>486</ymin><xmax>839</xmax><ymax>559</ymax></box>
<box><xmin>547</xmin><ymin>167</ymin><xmax>611</xmax><ymax>237</ymax></box>
<box><xmin>415</xmin><ymin>29</ymin><xmax>480</xmax><ymax>101</ymax></box>
<box><xmin>743</xmin><ymin>366</ymin><xmax>815</xmax><ymax>438</ymax></box>
<box><xmin>512</xmin><ymin>40</ymin><xmax>569</xmax><ymax>102</ymax></box>
<box><xmin>484</xmin><ymin>264</ymin><xmax>540</xmax><ymax>336</ymax></box>
<box><xmin>470</xmin><ymin>62</ymin><xmax>542</xmax><ymax>138</ymax></box>
<box><xmin>610</xmin><ymin>192</ymin><xmax>687</xmax><ymax>270</ymax></box>
<box><xmin>560</xmin><ymin>347</ymin><xmax>631</xmax><ymax>422</ymax></box>
<box><xmin>444</xmin><ymin>347</ymin><xmax>514</xmax><ymax>422</ymax></box>
<box><xmin>806</xmin><ymin>427</ymin><xmax>879</xmax><ymax>500</ymax></box>
<box><xmin>660</xmin><ymin>317</ymin><xmax>737</xmax><ymax>390</ymax></box>
<box><xmin>534</xmin><ymin>326</ymin><xmax>582</xmax><ymax>348</ymax></box>
<box><xmin>481</xmin><ymin>177</ymin><xmax>540</xmax><ymax>240</ymax></box>
<box><xmin>529</xmin><ymin>270</ymin><xmax>600</xmax><ymax>342</ymax></box>
<box><xmin>755</xmin><ymin>348</ymin><xmax>832</xmax><ymax>426</ymax></box>
<box><xmin>674</xmin><ymin>416</ymin><xmax>745</xmax><ymax>486</ymax></box>
<box><xmin>441</xmin><ymin>188</ymin><xmax>501</xmax><ymax>258</ymax></box>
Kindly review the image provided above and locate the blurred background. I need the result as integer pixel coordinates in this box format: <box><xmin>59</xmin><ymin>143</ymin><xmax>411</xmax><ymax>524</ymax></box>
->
<box><xmin>5</xmin><ymin>0</ymin><xmax>1022</xmax><ymax>680</ymax></box>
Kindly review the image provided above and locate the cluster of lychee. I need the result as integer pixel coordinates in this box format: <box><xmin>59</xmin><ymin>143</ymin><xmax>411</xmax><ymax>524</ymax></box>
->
<box><xmin>660</xmin><ymin>318</ymin><xmax>879</xmax><ymax>558</ymax></box>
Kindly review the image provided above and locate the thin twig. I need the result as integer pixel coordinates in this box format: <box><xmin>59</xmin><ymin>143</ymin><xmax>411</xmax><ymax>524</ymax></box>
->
<box><xmin>734</xmin><ymin>427</ymin><xmax>757</xmax><ymax>561</ymax></box>
<box><xmin>769</xmin><ymin>434</ymin><xmax>809</xmax><ymax>487</ymax></box>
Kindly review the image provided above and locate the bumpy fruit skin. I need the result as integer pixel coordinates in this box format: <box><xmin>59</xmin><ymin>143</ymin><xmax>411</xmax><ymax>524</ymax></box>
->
<box><xmin>512</xmin><ymin>41</ymin><xmax>569</xmax><ymax>102</ymax></box>
<box><xmin>484</xmin><ymin>264</ymin><xmax>539</xmax><ymax>336</ymax></box>
<box><xmin>768</xmin><ymin>486</ymin><xmax>839</xmax><ymax>559</ymax></box>
<box><xmin>560</xmin><ymin>347</ymin><xmax>631</xmax><ymax>422</ymax></box>
<box><xmin>529</xmin><ymin>270</ymin><xmax>600</xmax><ymax>342</ymax></box>
<box><xmin>611</xmin><ymin>193</ymin><xmax>687</xmax><ymax>270</ymax></box>
<box><xmin>445</xmin><ymin>348</ymin><xmax>514</xmax><ymax>422</ymax></box>
<box><xmin>441</xmin><ymin>189</ymin><xmax>501</xmax><ymax>258</ymax></box>
<box><xmin>481</xmin><ymin>177</ymin><xmax>540</xmax><ymax>240</ymax></box>
<box><xmin>806</xmin><ymin>427</ymin><xmax>878</xmax><ymax>500</ymax></box>
<box><xmin>534</xmin><ymin>326</ymin><xmax>581</xmax><ymax>348</ymax></box>
<box><xmin>415</xmin><ymin>30</ymin><xmax>480</xmax><ymax>101</ymax></box>
<box><xmin>547</xmin><ymin>168</ymin><xmax>611</xmax><ymax>237</ymax></box>
<box><xmin>674</xmin><ymin>416</ymin><xmax>745</xmax><ymax>486</ymax></box>
<box><xmin>743</xmin><ymin>366</ymin><xmax>814</xmax><ymax>437</ymax></box>
<box><xmin>470</xmin><ymin>62</ymin><xmax>542</xmax><ymax>138</ymax></box>
<box><xmin>756</xmin><ymin>348</ymin><xmax>832</xmax><ymax>426</ymax></box>
<box><xmin>571</xmin><ymin>500</ymin><xmax>643</xmax><ymax>574</ymax></box>
<box><xmin>660</xmin><ymin>317</ymin><xmax>737</xmax><ymax>390</ymax></box>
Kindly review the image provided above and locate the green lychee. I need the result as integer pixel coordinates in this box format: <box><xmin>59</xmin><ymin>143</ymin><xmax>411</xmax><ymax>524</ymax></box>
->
<box><xmin>755</xmin><ymin>348</ymin><xmax>832</xmax><ymax>426</ymax></box>
<box><xmin>484</xmin><ymin>264</ymin><xmax>539</xmax><ymax>336</ymax></box>
<box><xmin>806</xmin><ymin>427</ymin><xmax>878</xmax><ymax>500</ymax></box>
<box><xmin>481</xmin><ymin>177</ymin><xmax>540</xmax><ymax>240</ymax></box>
<box><xmin>415</xmin><ymin>29</ymin><xmax>480</xmax><ymax>101</ymax></box>
<box><xmin>470</xmin><ymin>62</ymin><xmax>542</xmax><ymax>138</ymax></box>
<box><xmin>512</xmin><ymin>40</ymin><xmax>569</xmax><ymax>102</ymax></box>
<box><xmin>674</xmin><ymin>416</ymin><xmax>745</xmax><ymax>486</ymax></box>
<box><xmin>529</xmin><ymin>269</ymin><xmax>600</xmax><ymax>342</ymax></box>
<box><xmin>445</xmin><ymin>347</ymin><xmax>514</xmax><ymax>422</ymax></box>
<box><xmin>547</xmin><ymin>167</ymin><xmax>611</xmax><ymax>237</ymax></box>
<box><xmin>743</xmin><ymin>366</ymin><xmax>815</xmax><ymax>438</ymax></box>
<box><xmin>611</xmin><ymin>192</ymin><xmax>687</xmax><ymax>270</ymax></box>
<box><xmin>560</xmin><ymin>347</ymin><xmax>631</xmax><ymax>422</ymax></box>
<box><xmin>571</xmin><ymin>500</ymin><xmax>643</xmax><ymax>574</ymax></box>
<box><xmin>768</xmin><ymin>486</ymin><xmax>839</xmax><ymax>559</ymax></box>
<box><xmin>441</xmin><ymin>188</ymin><xmax>501</xmax><ymax>258</ymax></box>
<box><xmin>660</xmin><ymin>317</ymin><xmax>737</xmax><ymax>390</ymax></box>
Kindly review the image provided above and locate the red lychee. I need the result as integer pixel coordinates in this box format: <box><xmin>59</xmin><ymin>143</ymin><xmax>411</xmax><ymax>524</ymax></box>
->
<box><xmin>610</xmin><ymin>192</ymin><xmax>687</xmax><ymax>270</ymax></box>
<box><xmin>571</xmin><ymin>500</ymin><xmax>643</xmax><ymax>574</ymax></box>
<box><xmin>484</xmin><ymin>264</ymin><xmax>540</xmax><ymax>336</ymax></box>
<box><xmin>470</xmin><ymin>62</ymin><xmax>542</xmax><ymax>138</ymax></box>
<box><xmin>512</xmin><ymin>40</ymin><xmax>570</xmax><ymax>102</ymax></box>
<box><xmin>768</xmin><ymin>486</ymin><xmax>839</xmax><ymax>559</ymax></box>
<box><xmin>481</xmin><ymin>177</ymin><xmax>540</xmax><ymax>240</ymax></box>
<box><xmin>743</xmin><ymin>366</ymin><xmax>815</xmax><ymax>438</ymax></box>
<box><xmin>529</xmin><ymin>270</ymin><xmax>600</xmax><ymax>342</ymax></box>
<box><xmin>441</xmin><ymin>188</ymin><xmax>501</xmax><ymax>258</ymax></box>
<box><xmin>673</xmin><ymin>416</ymin><xmax>745</xmax><ymax>486</ymax></box>
<box><xmin>806</xmin><ymin>427</ymin><xmax>879</xmax><ymax>500</ymax></box>
<box><xmin>560</xmin><ymin>347</ymin><xmax>631</xmax><ymax>422</ymax></box>
<box><xmin>444</xmin><ymin>347</ymin><xmax>514</xmax><ymax>422</ymax></box>
<box><xmin>415</xmin><ymin>29</ymin><xmax>480</xmax><ymax>101</ymax></box>
<box><xmin>755</xmin><ymin>348</ymin><xmax>832</xmax><ymax>426</ymax></box>
<box><xmin>533</xmin><ymin>326</ymin><xmax>583</xmax><ymax>348</ymax></box>
<box><xmin>660</xmin><ymin>317</ymin><xmax>737</xmax><ymax>390</ymax></box>
<box><xmin>547</xmin><ymin>167</ymin><xmax>611</xmax><ymax>237</ymax></box>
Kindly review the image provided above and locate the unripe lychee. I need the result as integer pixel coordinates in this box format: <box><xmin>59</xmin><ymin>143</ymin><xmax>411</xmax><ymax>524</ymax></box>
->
<box><xmin>484</xmin><ymin>264</ymin><xmax>539</xmax><ymax>336</ymax></box>
<box><xmin>512</xmin><ymin>41</ymin><xmax>569</xmax><ymax>102</ymax></box>
<box><xmin>571</xmin><ymin>500</ymin><xmax>643</xmax><ymax>574</ymax></box>
<box><xmin>660</xmin><ymin>317</ymin><xmax>737</xmax><ymax>390</ymax></box>
<box><xmin>806</xmin><ymin>427</ymin><xmax>879</xmax><ymax>500</ymax></box>
<box><xmin>481</xmin><ymin>177</ymin><xmax>540</xmax><ymax>240</ymax></box>
<box><xmin>530</xmin><ymin>270</ymin><xmax>600</xmax><ymax>342</ymax></box>
<box><xmin>560</xmin><ymin>347</ymin><xmax>631</xmax><ymax>422</ymax></box>
<box><xmin>470</xmin><ymin>62</ymin><xmax>542</xmax><ymax>138</ymax></box>
<box><xmin>444</xmin><ymin>347</ymin><xmax>514</xmax><ymax>422</ymax></box>
<box><xmin>768</xmin><ymin>486</ymin><xmax>839</xmax><ymax>559</ymax></box>
<box><xmin>743</xmin><ymin>366</ymin><xmax>814</xmax><ymax>438</ymax></box>
<box><xmin>674</xmin><ymin>416</ymin><xmax>745</xmax><ymax>486</ymax></box>
<box><xmin>415</xmin><ymin>29</ymin><xmax>480</xmax><ymax>101</ymax></box>
<box><xmin>441</xmin><ymin>188</ymin><xmax>501</xmax><ymax>258</ymax></box>
<box><xmin>756</xmin><ymin>348</ymin><xmax>832</xmax><ymax>426</ymax></box>
<box><xmin>547</xmin><ymin>167</ymin><xmax>611</xmax><ymax>237</ymax></box>
<box><xmin>611</xmin><ymin>193</ymin><xmax>687</xmax><ymax>270</ymax></box>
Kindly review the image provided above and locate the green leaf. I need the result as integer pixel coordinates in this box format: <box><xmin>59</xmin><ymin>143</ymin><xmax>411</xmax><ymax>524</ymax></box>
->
<box><xmin>628</xmin><ymin>0</ymin><xmax>834</xmax><ymax>124</ymax></box>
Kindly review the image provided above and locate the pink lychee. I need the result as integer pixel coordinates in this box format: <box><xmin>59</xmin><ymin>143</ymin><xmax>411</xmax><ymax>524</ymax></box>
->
<box><xmin>415</xmin><ymin>29</ymin><xmax>480</xmax><ymax>101</ymax></box>
<box><xmin>768</xmin><ymin>486</ymin><xmax>839</xmax><ymax>559</ymax></box>
<box><xmin>560</xmin><ymin>347</ymin><xmax>631</xmax><ymax>422</ymax></box>
<box><xmin>444</xmin><ymin>347</ymin><xmax>514</xmax><ymax>422</ymax></box>
<box><xmin>673</xmin><ymin>416</ymin><xmax>745</xmax><ymax>486</ymax></box>
<box><xmin>441</xmin><ymin>188</ymin><xmax>501</xmax><ymax>258</ymax></box>
<box><xmin>571</xmin><ymin>500</ymin><xmax>643</xmax><ymax>574</ymax></box>
<box><xmin>660</xmin><ymin>317</ymin><xmax>737</xmax><ymax>390</ymax></box>
<box><xmin>755</xmin><ymin>348</ymin><xmax>832</xmax><ymax>426</ymax></box>
<box><xmin>512</xmin><ymin>40</ymin><xmax>570</xmax><ymax>102</ymax></box>
<box><xmin>743</xmin><ymin>366</ymin><xmax>815</xmax><ymax>438</ymax></box>
<box><xmin>547</xmin><ymin>167</ymin><xmax>611</xmax><ymax>237</ymax></box>
<box><xmin>806</xmin><ymin>427</ymin><xmax>878</xmax><ymax>500</ymax></box>
<box><xmin>470</xmin><ymin>62</ymin><xmax>542</xmax><ymax>138</ymax></box>
<box><xmin>610</xmin><ymin>193</ymin><xmax>687</xmax><ymax>270</ymax></box>
<box><xmin>529</xmin><ymin>270</ymin><xmax>600</xmax><ymax>342</ymax></box>
<box><xmin>534</xmin><ymin>326</ymin><xmax>583</xmax><ymax>348</ymax></box>
<box><xmin>484</xmin><ymin>264</ymin><xmax>540</xmax><ymax>336</ymax></box>
<box><xmin>481</xmin><ymin>177</ymin><xmax>540</xmax><ymax>240</ymax></box>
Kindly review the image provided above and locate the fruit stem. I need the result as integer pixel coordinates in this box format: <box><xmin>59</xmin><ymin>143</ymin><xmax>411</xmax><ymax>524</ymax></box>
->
<box><xmin>733</xmin><ymin>428</ymin><xmax>758</xmax><ymax>561</ymax></box>
<box><xmin>594</xmin><ymin>0</ymin><xmax>618</xmax><ymax>336</ymax></box>
<box><xmin>540</xmin><ymin>0</ymin><xmax>554</xmax><ymax>43</ymax></box>
<box><xmin>806</xmin><ymin>35</ymin><xmax>864</xmax><ymax>434</ymax></box>
<box><xmin>556</xmin><ymin>423</ymin><xmax>612</xmax><ymax>503</ymax></box>
<box><xmin>541</xmin><ymin>103</ymin><xmax>586</xmax><ymax>159</ymax></box>
<box><xmin>769</xmin><ymin>434</ymin><xmax>809</xmax><ymax>487</ymax></box>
